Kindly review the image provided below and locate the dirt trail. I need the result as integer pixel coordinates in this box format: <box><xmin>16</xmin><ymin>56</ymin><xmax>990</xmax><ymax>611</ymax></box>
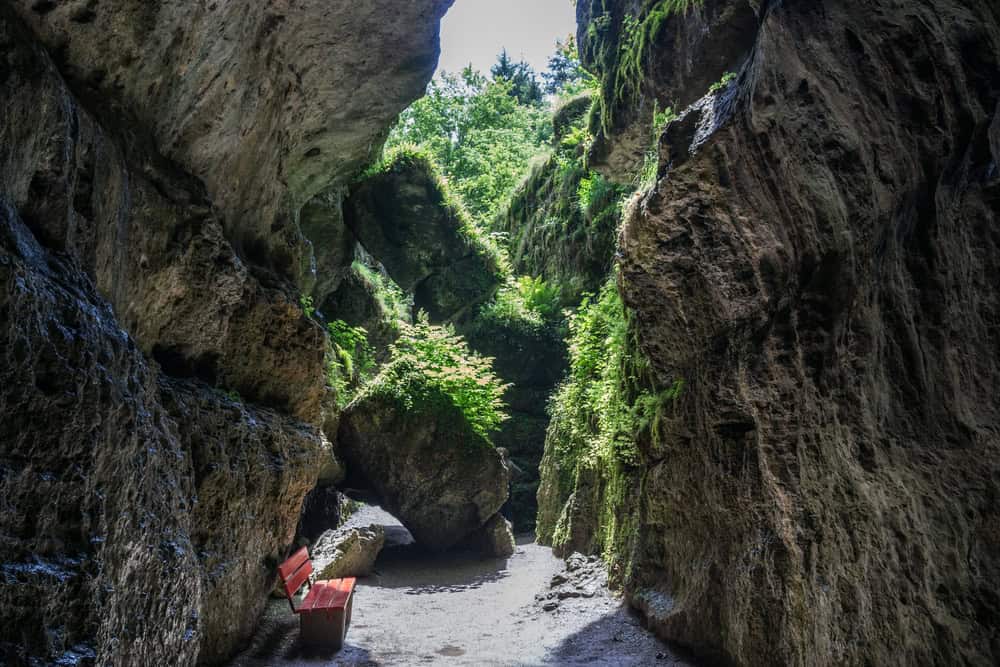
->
<box><xmin>228</xmin><ymin>507</ymin><xmax>693</xmax><ymax>666</ymax></box>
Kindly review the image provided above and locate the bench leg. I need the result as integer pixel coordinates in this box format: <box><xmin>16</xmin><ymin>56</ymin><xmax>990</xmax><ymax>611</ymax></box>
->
<box><xmin>299</xmin><ymin>608</ymin><xmax>347</xmax><ymax>650</ymax></box>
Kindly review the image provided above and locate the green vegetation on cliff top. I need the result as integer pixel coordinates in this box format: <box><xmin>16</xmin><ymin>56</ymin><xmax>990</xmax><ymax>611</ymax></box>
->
<box><xmin>582</xmin><ymin>0</ymin><xmax>702</xmax><ymax>134</ymax></box>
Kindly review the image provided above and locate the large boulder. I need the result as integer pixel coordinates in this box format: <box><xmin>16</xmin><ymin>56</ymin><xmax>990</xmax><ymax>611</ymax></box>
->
<box><xmin>337</xmin><ymin>365</ymin><xmax>511</xmax><ymax>551</ymax></box>
<box><xmin>313</xmin><ymin>525</ymin><xmax>386</xmax><ymax>579</ymax></box>
<box><xmin>344</xmin><ymin>152</ymin><xmax>503</xmax><ymax>321</ymax></box>
<box><xmin>297</xmin><ymin>486</ymin><xmax>352</xmax><ymax>544</ymax></box>
<box><xmin>461</xmin><ymin>514</ymin><xmax>517</xmax><ymax>559</ymax></box>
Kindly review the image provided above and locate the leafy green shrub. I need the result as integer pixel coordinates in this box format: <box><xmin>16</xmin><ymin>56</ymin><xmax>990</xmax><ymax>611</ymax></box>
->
<box><xmin>516</xmin><ymin>275</ymin><xmax>562</xmax><ymax>320</ymax></box>
<box><xmin>548</xmin><ymin>276</ymin><xmax>682</xmax><ymax>474</ymax></box>
<box><xmin>300</xmin><ymin>294</ymin><xmax>316</xmax><ymax>318</ymax></box>
<box><xmin>366</xmin><ymin>314</ymin><xmax>510</xmax><ymax>440</ymax></box>
<box><xmin>541</xmin><ymin>275</ymin><xmax>683</xmax><ymax>566</ymax></box>
<box><xmin>479</xmin><ymin>275</ymin><xmax>564</xmax><ymax>335</ymax></box>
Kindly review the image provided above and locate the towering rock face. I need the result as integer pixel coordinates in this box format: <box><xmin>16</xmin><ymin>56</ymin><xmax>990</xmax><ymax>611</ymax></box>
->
<box><xmin>7</xmin><ymin>0</ymin><xmax>454</xmax><ymax>278</ymax></box>
<box><xmin>552</xmin><ymin>0</ymin><xmax>1000</xmax><ymax>664</ymax></box>
<box><xmin>0</xmin><ymin>0</ymin><xmax>450</xmax><ymax>663</ymax></box>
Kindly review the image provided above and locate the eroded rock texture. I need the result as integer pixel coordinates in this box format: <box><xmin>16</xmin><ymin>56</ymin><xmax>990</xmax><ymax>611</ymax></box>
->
<box><xmin>338</xmin><ymin>369</ymin><xmax>511</xmax><ymax>551</ymax></box>
<box><xmin>159</xmin><ymin>380</ymin><xmax>323</xmax><ymax>665</ymax></box>
<box><xmin>0</xmin><ymin>6</ymin><xmax>327</xmax><ymax>421</ymax></box>
<box><xmin>584</xmin><ymin>0</ymin><xmax>1000</xmax><ymax>664</ymax></box>
<box><xmin>0</xmin><ymin>206</ymin><xmax>201</xmax><ymax>667</ymax></box>
<box><xmin>8</xmin><ymin>0</ymin><xmax>455</xmax><ymax>278</ymax></box>
<box><xmin>0</xmin><ymin>0</ymin><xmax>449</xmax><ymax>663</ymax></box>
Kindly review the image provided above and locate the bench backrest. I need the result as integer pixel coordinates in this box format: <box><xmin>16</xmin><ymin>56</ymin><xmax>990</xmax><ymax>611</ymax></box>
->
<box><xmin>278</xmin><ymin>546</ymin><xmax>313</xmax><ymax>600</ymax></box>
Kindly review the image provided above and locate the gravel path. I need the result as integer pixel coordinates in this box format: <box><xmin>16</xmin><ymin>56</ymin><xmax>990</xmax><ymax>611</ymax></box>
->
<box><xmin>227</xmin><ymin>507</ymin><xmax>693</xmax><ymax>667</ymax></box>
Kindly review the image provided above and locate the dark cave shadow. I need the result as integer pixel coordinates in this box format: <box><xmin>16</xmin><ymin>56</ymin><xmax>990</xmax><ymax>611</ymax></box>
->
<box><xmin>227</xmin><ymin>597</ymin><xmax>378</xmax><ymax>666</ymax></box>
<box><xmin>278</xmin><ymin>640</ymin><xmax>377</xmax><ymax>666</ymax></box>
<box><xmin>546</xmin><ymin>603</ymin><xmax>703</xmax><ymax>667</ymax></box>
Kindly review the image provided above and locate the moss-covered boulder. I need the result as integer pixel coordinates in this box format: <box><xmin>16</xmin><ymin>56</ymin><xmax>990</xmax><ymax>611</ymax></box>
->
<box><xmin>344</xmin><ymin>151</ymin><xmax>503</xmax><ymax>321</ymax></box>
<box><xmin>337</xmin><ymin>362</ymin><xmax>510</xmax><ymax>550</ymax></box>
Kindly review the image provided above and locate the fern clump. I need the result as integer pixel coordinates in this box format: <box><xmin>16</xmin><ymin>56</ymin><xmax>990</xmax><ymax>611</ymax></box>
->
<box><xmin>363</xmin><ymin>314</ymin><xmax>510</xmax><ymax>441</ymax></box>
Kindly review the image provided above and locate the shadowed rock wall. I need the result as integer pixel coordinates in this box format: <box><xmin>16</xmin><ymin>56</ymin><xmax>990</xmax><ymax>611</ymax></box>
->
<box><xmin>546</xmin><ymin>0</ymin><xmax>1000</xmax><ymax>664</ymax></box>
<box><xmin>0</xmin><ymin>0</ymin><xmax>449</xmax><ymax>663</ymax></box>
<box><xmin>7</xmin><ymin>0</ymin><xmax>455</xmax><ymax>278</ymax></box>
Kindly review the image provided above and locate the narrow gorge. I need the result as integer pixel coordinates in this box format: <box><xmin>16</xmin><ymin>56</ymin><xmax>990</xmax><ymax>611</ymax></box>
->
<box><xmin>1</xmin><ymin>1</ymin><xmax>998</xmax><ymax>666</ymax></box>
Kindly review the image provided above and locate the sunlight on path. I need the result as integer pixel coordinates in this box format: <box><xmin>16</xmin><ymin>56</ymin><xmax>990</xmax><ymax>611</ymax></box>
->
<box><xmin>228</xmin><ymin>507</ymin><xmax>692</xmax><ymax>667</ymax></box>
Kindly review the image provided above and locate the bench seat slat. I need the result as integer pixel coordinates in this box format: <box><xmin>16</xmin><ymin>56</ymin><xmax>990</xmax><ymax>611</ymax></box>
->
<box><xmin>333</xmin><ymin>577</ymin><xmax>356</xmax><ymax>593</ymax></box>
<box><xmin>298</xmin><ymin>580</ymin><xmax>351</xmax><ymax>614</ymax></box>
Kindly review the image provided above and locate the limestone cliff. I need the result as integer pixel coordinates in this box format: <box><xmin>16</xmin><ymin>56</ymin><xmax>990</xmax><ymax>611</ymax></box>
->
<box><xmin>541</xmin><ymin>0</ymin><xmax>1000</xmax><ymax>664</ymax></box>
<box><xmin>7</xmin><ymin>0</ymin><xmax>454</xmax><ymax>282</ymax></box>
<box><xmin>0</xmin><ymin>0</ymin><xmax>450</xmax><ymax>663</ymax></box>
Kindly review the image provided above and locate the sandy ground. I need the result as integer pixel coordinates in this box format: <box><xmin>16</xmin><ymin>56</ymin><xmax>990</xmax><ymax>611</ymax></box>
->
<box><xmin>227</xmin><ymin>507</ymin><xmax>694</xmax><ymax>667</ymax></box>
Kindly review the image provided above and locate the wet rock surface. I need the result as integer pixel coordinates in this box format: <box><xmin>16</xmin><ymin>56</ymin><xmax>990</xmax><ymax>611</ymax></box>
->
<box><xmin>0</xmin><ymin>203</ymin><xmax>326</xmax><ymax>666</ymax></box>
<box><xmin>461</xmin><ymin>317</ymin><xmax>567</xmax><ymax>532</ymax></box>
<box><xmin>0</xmin><ymin>205</ymin><xmax>201</xmax><ymax>667</ymax></box>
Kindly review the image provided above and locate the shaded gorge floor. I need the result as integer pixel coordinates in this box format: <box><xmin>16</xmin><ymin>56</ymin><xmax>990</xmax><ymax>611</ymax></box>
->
<box><xmin>227</xmin><ymin>506</ymin><xmax>692</xmax><ymax>666</ymax></box>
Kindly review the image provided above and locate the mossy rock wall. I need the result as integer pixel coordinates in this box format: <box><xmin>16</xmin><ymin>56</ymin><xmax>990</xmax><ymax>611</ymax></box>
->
<box><xmin>495</xmin><ymin>104</ymin><xmax>627</xmax><ymax>306</ymax></box>
<box><xmin>344</xmin><ymin>152</ymin><xmax>503</xmax><ymax>322</ymax></box>
<box><xmin>461</xmin><ymin>317</ymin><xmax>567</xmax><ymax>532</ymax></box>
<box><xmin>554</xmin><ymin>1</ymin><xmax>1000</xmax><ymax>665</ymax></box>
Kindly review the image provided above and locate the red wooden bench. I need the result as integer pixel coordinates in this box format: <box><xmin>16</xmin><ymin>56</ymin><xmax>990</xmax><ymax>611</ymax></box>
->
<box><xmin>278</xmin><ymin>546</ymin><xmax>356</xmax><ymax>649</ymax></box>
